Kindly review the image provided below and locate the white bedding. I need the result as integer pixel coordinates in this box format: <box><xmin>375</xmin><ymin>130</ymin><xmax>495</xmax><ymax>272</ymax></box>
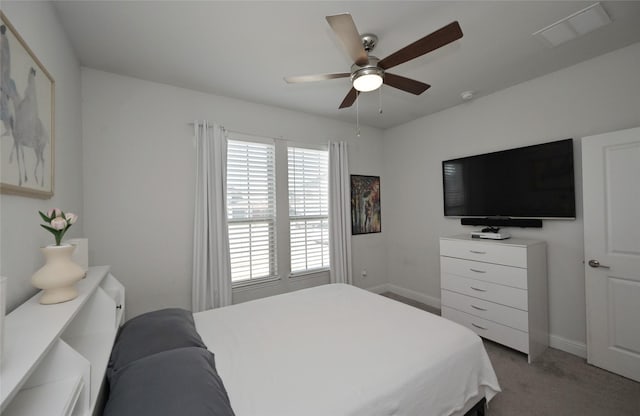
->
<box><xmin>194</xmin><ymin>284</ymin><xmax>500</xmax><ymax>416</ymax></box>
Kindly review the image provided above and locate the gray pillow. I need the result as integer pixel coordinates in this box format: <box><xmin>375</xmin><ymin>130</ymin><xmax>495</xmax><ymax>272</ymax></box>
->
<box><xmin>108</xmin><ymin>308</ymin><xmax>206</xmax><ymax>374</ymax></box>
<box><xmin>104</xmin><ymin>347</ymin><xmax>235</xmax><ymax>416</ymax></box>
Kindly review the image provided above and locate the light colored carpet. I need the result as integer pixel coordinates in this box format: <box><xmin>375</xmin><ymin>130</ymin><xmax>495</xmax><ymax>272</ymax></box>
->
<box><xmin>381</xmin><ymin>292</ymin><xmax>640</xmax><ymax>415</ymax></box>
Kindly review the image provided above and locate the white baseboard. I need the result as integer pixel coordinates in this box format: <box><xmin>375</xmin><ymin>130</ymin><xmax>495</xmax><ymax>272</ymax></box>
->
<box><xmin>366</xmin><ymin>283</ymin><xmax>440</xmax><ymax>311</ymax></box>
<box><xmin>366</xmin><ymin>284</ymin><xmax>440</xmax><ymax>310</ymax></box>
<box><xmin>549</xmin><ymin>334</ymin><xmax>587</xmax><ymax>358</ymax></box>
<box><xmin>365</xmin><ymin>284</ymin><xmax>390</xmax><ymax>295</ymax></box>
<box><xmin>385</xmin><ymin>284</ymin><xmax>441</xmax><ymax>311</ymax></box>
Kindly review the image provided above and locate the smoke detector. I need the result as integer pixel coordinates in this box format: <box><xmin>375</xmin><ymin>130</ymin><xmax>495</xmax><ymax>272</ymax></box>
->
<box><xmin>461</xmin><ymin>91</ymin><xmax>475</xmax><ymax>101</ymax></box>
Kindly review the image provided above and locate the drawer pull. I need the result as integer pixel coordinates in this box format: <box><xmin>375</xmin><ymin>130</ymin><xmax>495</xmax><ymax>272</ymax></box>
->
<box><xmin>471</xmin><ymin>305</ymin><xmax>487</xmax><ymax>311</ymax></box>
<box><xmin>470</xmin><ymin>268</ymin><xmax>486</xmax><ymax>273</ymax></box>
<box><xmin>472</xmin><ymin>323</ymin><xmax>488</xmax><ymax>330</ymax></box>
<box><xmin>469</xmin><ymin>250</ymin><xmax>486</xmax><ymax>254</ymax></box>
<box><xmin>470</xmin><ymin>286</ymin><xmax>487</xmax><ymax>292</ymax></box>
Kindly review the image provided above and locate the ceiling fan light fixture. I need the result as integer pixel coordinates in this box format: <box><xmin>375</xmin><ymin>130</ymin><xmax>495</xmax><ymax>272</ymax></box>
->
<box><xmin>286</xmin><ymin>14</ymin><xmax>463</xmax><ymax>109</ymax></box>
<box><xmin>352</xmin><ymin>67</ymin><xmax>384</xmax><ymax>92</ymax></box>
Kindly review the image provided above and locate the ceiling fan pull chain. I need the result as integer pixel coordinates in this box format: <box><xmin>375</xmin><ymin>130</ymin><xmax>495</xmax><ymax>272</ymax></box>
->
<box><xmin>379</xmin><ymin>87</ymin><xmax>383</xmax><ymax>114</ymax></box>
<box><xmin>356</xmin><ymin>92</ymin><xmax>361</xmax><ymax>137</ymax></box>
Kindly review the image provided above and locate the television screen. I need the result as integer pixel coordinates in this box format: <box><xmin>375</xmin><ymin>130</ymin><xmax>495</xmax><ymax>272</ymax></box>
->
<box><xmin>442</xmin><ymin>139</ymin><xmax>576</xmax><ymax>218</ymax></box>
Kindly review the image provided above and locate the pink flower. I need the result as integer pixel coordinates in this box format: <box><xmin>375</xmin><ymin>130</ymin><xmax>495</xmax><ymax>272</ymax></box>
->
<box><xmin>65</xmin><ymin>213</ymin><xmax>78</xmax><ymax>225</ymax></box>
<box><xmin>50</xmin><ymin>217</ymin><xmax>67</xmax><ymax>230</ymax></box>
<box><xmin>47</xmin><ymin>208</ymin><xmax>62</xmax><ymax>218</ymax></box>
<box><xmin>39</xmin><ymin>209</ymin><xmax>79</xmax><ymax>246</ymax></box>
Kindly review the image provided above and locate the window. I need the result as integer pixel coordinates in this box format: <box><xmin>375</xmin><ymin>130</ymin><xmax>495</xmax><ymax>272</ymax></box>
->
<box><xmin>288</xmin><ymin>147</ymin><xmax>329</xmax><ymax>273</ymax></box>
<box><xmin>226</xmin><ymin>136</ymin><xmax>329</xmax><ymax>286</ymax></box>
<box><xmin>226</xmin><ymin>140</ymin><xmax>276</xmax><ymax>284</ymax></box>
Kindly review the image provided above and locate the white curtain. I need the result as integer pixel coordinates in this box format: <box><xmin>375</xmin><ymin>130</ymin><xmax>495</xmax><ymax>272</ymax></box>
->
<box><xmin>329</xmin><ymin>141</ymin><xmax>353</xmax><ymax>284</ymax></box>
<box><xmin>192</xmin><ymin>121</ymin><xmax>232</xmax><ymax>311</ymax></box>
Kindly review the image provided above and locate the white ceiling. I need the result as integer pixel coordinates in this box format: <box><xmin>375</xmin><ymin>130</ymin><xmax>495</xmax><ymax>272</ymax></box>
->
<box><xmin>53</xmin><ymin>1</ymin><xmax>640</xmax><ymax>129</ymax></box>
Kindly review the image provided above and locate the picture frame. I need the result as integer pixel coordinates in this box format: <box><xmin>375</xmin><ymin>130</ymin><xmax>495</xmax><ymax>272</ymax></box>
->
<box><xmin>351</xmin><ymin>175</ymin><xmax>381</xmax><ymax>235</ymax></box>
<box><xmin>1</xmin><ymin>11</ymin><xmax>55</xmax><ymax>199</ymax></box>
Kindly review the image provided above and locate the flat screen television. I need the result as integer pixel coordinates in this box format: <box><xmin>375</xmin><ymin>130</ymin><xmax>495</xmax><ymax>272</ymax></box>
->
<box><xmin>442</xmin><ymin>138</ymin><xmax>576</xmax><ymax>219</ymax></box>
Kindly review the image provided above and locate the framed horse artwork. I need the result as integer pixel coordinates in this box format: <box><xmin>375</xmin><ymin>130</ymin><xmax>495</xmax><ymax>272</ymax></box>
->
<box><xmin>0</xmin><ymin>12</ymin><xmax>55</xmax><ymax>199</ymax></box>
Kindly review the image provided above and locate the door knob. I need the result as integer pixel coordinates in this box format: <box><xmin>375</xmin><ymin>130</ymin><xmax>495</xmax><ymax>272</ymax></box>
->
<box><xmin>588</xmin><ymin>259</ymin><xmax>610</xmax><ymax>269</ymax></box>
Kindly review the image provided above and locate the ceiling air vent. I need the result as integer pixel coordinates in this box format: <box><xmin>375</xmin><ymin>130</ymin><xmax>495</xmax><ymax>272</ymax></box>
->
<box><xmin>533</xmin><ymin>2</ymin><xmax>611</xmax><ymax>47</ymax></box>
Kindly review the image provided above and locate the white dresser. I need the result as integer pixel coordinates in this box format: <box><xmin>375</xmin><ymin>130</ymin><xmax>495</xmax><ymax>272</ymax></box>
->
<box><xmin>440</xmin><ymin>235</ymin><xmax>548</xmax><ymax>363</ymax></box>
<box><xmin>0</xmin><ymin>266</ymin><xmax>124</xmax><ymax>416</ymax></box>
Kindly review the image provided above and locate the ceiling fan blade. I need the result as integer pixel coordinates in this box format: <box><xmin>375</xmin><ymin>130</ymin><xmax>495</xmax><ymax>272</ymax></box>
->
<box><xmin>383</xmin><ymin>73</ymin><xmax>431</xmax><ymax>95</ymax></box>
<box><xmin>339</xmin><ymin>87</ymin><xmax>358</xmax><ymax>109</ymax></box>
<box><xmin>378</xmin><ymin>21</ymin><xmax>463</xmax><ymax>70</ymax></box>
<box><xmin>326</xmin><ymin>14</ymin><xmax>368</xmax><ymax>66</ymax></box>
<box><xmin>284</xmin><ymin>73</ymin><xmax>350</xmax><ymax>84</ymax></box>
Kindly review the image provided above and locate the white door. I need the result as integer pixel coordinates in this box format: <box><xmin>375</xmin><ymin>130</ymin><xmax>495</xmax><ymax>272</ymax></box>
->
<box><xmin>583</xmin><ymin>126</ymin><xmax>640</xmax><ymax>382</ymax></box>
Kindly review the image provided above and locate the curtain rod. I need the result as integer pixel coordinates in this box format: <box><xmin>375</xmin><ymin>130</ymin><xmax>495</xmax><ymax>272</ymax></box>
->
<box><xmin>187</xmin><ymin>122</ymin><xmax>289</xmax><ymax>142</ymax></box>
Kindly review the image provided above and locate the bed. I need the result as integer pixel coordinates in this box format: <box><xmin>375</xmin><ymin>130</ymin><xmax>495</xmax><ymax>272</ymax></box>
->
<box><xmin>193</xmin><ymin>283</ymin><xmax>500</xmax><ymax>416</ymax></box>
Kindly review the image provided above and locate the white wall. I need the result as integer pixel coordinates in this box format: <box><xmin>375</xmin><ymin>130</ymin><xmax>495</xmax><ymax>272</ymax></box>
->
<box><xmin>81</xmin><ymin>68</ymin><xmax>386</xmax><ymax>319</ymax></box>
<box><xmin>0</xmin><ymin>1</ymin><xmax>83</xmax><ymax>312</ymax></box>
<box><xmin>382</xmin><ymin>42</ymin><xmax>640</xmax><ymax>356</ymax></box>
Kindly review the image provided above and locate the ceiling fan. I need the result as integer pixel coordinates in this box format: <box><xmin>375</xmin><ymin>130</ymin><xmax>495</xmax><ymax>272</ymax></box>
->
<box><xmin>284</xmin><ymin>14</ymin><xmax>463</xmax><ymax>109</ymax></box>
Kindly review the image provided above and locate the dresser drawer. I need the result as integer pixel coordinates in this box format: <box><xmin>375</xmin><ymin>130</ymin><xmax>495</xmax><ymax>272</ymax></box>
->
<box><xmin>440</xmin><ymin>256</ymin><xmax>527</xmax><ymax>289</ymax></box>
<box><xmin>440</xmin><ymin>239</ymin><xmax>527</xmax><ymax>268</ymax></box>
<box><xmin>441</xmin><ymin>290</ymin><xmax>529</xmax><ymax>331</ymax></box>
<box><xmin>442</xmin><ymin>306</ymin><xmax>529</xmax><ymax>353</ymax></box>
<box><xmin>441</xmin><ymin>273</ymin><xmax>528</xmax><ymax>311</ymax></box>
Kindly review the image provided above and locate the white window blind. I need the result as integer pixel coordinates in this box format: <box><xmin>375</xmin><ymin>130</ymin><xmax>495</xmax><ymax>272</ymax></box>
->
<box><xmin>227</xmin><ymin>140</ymin><xmax>276</xmax><ymax>283</ymax></box>
<box><xmin>288</xmin><ymin>147</ymin><xmax>329</xmax><ymax>273</ymax></box>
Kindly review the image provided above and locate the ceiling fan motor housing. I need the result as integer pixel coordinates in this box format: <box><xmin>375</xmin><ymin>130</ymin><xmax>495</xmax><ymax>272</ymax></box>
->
<box><xmin>350</xmin><ymin>56</ymin><xmax>384</xmax><ymax>79</ymax></box>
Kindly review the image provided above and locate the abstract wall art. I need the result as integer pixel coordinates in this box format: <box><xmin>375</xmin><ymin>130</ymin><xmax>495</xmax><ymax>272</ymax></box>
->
<box><xmin>351</xmin><ymin>175</ymin><xmax>381</xmax><ymax>235</ymax></box>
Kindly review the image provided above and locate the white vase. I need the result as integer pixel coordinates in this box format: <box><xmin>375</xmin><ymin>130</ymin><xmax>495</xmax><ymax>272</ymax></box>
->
<box><xmin>31</xmin><ymin>245</ymin><xmax>85</xmax><ymax>305</ymax></box>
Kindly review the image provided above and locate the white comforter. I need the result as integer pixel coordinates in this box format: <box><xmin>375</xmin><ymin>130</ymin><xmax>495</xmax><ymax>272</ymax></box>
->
<box><xmin>194</xmin><ymin>284</ymin><xmax>500</xmax><ymax>416</ymax></box>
